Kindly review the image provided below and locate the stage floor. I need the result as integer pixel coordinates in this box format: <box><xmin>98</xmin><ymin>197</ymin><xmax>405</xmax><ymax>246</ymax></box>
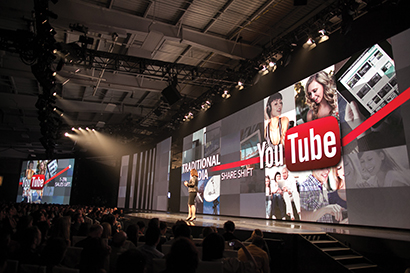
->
<box><xmin>125</xmin><ymin>211</ymin><xmax>410</xmax><ymax>242</ymax></box>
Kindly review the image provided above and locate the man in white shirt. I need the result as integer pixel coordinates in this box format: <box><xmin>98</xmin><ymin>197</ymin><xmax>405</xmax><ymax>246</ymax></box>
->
<box><xmin>281</xmin><ymin>166</ymin><xmax>301</xmax><ymax>220</ymax></box>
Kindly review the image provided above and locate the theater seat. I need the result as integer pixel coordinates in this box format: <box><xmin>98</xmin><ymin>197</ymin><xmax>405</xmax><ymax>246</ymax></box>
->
<box><xmin>62</xmin><ymin>246</ymin><xmax>83</xmax><ymax>268</ymax></box>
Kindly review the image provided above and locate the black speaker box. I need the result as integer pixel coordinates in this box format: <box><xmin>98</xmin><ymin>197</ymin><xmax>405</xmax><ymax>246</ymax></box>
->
<box><xmin>161</xmin><ymin>85</ymin><xmax>181</xmax><ymax>105</ymax></box>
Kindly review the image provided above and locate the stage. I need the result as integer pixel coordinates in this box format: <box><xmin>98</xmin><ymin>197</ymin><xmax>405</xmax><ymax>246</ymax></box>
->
<box><xmin>125</xmin><ymin>211</ymin><xmax>410</xmax><ymax>242</ymax></box>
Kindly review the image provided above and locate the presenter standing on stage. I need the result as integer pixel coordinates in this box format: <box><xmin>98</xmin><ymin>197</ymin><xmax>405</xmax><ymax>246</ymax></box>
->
<box><xmin>184</xmin><ymin>168</ymin><xmax>198</xmax><ymax>221</ymax></box>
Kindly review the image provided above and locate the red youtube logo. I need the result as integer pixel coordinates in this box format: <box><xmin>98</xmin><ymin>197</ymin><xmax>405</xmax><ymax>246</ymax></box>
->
<box><xmin>285</xmin><ymin>116</ymin><xmax>341</xmax><ymax>172</ymax></box>
<box><xmin>31</xmin><ymin>174</ymin><xmax>45</xmax><ymax>190</ymax></box>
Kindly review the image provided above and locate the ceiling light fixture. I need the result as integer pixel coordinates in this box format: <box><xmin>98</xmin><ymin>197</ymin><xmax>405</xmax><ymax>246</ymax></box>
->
<box><xmin>318</xmin><ymin>29</ymin><xmax>329</xmax><ymax>43</ymax></box>
<box><xmin>222</xmin><ymin>90</ymin><xmax>231</xmax><ymax>99</ymax></box>
<box><xmin>303</xmin><ymin>37</ymin><xmax>316</xmax><ymax>50</ymax></box>
<box><xmin>183</xmin><ymin>112</ymin><xmax>194</xmax><ymax>122</ymax></box>
<box><xmin>201</xmin><ymin>100</ymin><xmax>211</xmax><ymax>110</ymax></box>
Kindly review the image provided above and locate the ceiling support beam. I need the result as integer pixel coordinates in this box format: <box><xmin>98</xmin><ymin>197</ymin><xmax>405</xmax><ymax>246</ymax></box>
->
<box><xmin>1</xmin><ymin>0</ymin><xmax>262</xmax><ymax>60</ymax></box>
<box><xmin>202</xmin><ymin>0</ymin><xmax>236</xmax><ymax>34</ymax></box>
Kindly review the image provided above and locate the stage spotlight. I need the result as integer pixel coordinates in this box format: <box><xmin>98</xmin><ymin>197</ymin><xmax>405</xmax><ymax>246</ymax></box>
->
<box><xmin>258</xmin><ymin>64</ymin><xmax>269</xmax><ymax>76</ymax></box>
<box><xmin>78</xmin><ymin>127</ymin><xmax>82</xmax><ymax>130</ymax></box>
<box><xmin>318</xmin><ymin>29</ymin><xmax>329</xmax><ymax>43</ymax></box>
<box><xmin>86</xmin><ymin>127</ymin><xmax>90</xmax><ymax>130</ymax></box>
<box><xmin>268</xmin><ymin>61</ymin><xmax>277</xmax><ymax>73</ymax></box>
<box><xmin>201</xmin><ymin>100</ymin><xmax>211</xmax><ymax>111</ymax></box>
<box><xmin>71</xmin><ymin>127</ymin><xmax>75</xmax><ymax>131</ymax></box>
<box><xmin>53</xmin><ymin>106</ymin><xmax>63</xmax><ymax>113</ymax></box>
<box><xmin>303</xmin><ymin>37</ymin><xmax>316</xmax><ymax>50</ymax></box>
<box><xmin>183</xmin><ymin>112</ymin><xmax>194</xmax><ymax>122</ymax></box>
<box><xmin>303</xmin><ymin>38</ymin><xmax>314</xmax><ymax>48</ymax></box>
<box><xmin>259</xmin><ymin>65</ymin><xmax>267</xmax><ymax>72</ymax></box>
<box><xmin>64</xmin><ymin>132</ymin><xmax>69</xmax><ymax>137</ymax></box>
<box><xmin>222</xmin><ymin>90</ymin><xmax>231</xmax><ymax>99</ymax></box>
<box><xmin>237</xmin><ymin>79</ymin><xmax>245</xmax><ymax>90</ymax></box>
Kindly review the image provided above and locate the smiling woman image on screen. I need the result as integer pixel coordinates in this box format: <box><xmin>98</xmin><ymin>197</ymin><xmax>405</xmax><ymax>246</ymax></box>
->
<box><xmin>304</xmin><ymin>71</ymin><xmax>338</xmax><ymax>122</ymax></box>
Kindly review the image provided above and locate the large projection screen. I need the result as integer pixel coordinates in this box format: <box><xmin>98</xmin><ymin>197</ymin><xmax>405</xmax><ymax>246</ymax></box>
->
<box><xmin>16</xmin><ymin>158</ymin><xmax>75</xmax><ymax>205</ymax></box>
<box><xmin>180</xmin><ymin>29</ymin><xmax>410</xmax><ymax>230</ymax></box>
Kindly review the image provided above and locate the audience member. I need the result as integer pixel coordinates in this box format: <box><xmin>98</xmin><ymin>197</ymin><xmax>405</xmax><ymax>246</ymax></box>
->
<box><xmin>222</xmin><ymin>220</ymin><xmax>238</xmax><ymax>241</ymax></box>
<box><xmin>201</xmin><ymin>226</ymin><xmax>217</xmax><ymax>239</ymax></box>
<box><xmin>164</xmin><ymin>220</ymin><xmax>191</xmax><ymax>246</ymax></box>
<box><xmin>75</xmin><ymin>223</ymin><xmax>103</xmax><ymax>248</ymax></box>
<box><xmin>76</xmin><ymin>222</ymin><xmax>91</xmax><ymax>237</ymax></box>
<box><xmin>71</xmin><ymin>212</ymin><xmax>84</xmax><ymax>237</ymax></box>
<box><xmin>148</xmin><ymin>218</ymin><xmax>160</xmax><ymax>229</ymax></box>
<box><xmin>109</xmin><ymin>230</ymin><xmax>130</xmax><ymax>273</ymax></box>
<box><xmin>40</xmin><ymin>236</ymin><xmax>68</xmax><ymax>270</ymax></box>
<box><xmin>48</xmin><ymin>216</ymin><xmax>71</xmax><ymax>246</ymax></box>
<box><xmin>13</xmin><ymin>226</ymin><xmax>43</xmax><ymax>265</ymax></box>
<box><xmin>78</xmin><ymin>237</ymin><xmax>111</xmax><ymax>273</ymax></box>
<box><xmin>137</xmin><ymin>221</ymin><xmax>146</xmax><ymax>242</ymax></box>
<box><xmin>137</xmin><ymin>226</ymin><xmax>164</xmax><ymax>260</ymax></box>
<box><xmin>165</xmin><ymin>237</ymin><xmax>198</xmax><ymax>273</ymax></box>
<box><xmin>238</xmin><ymin>236</ymin><xmax>269</xmax><ymax>273</ymax></box>
<box><xmin>202</xmin><ymin>233</ymin><xmax>257</xmax><ymax>273</ymax></box>
<box><xmin>125</xmin><ymin>223</ymin><xmax>139</xmax><ymax>248</ymax></box>
<box><xmin>2</xmin><ymin>206</ymin><xmax>17</xmax><ymax>236</ymax></box>
<box><xmin>14</xmin><ymin>215</ymin><xmax>33</xmax><ymax>241</ymax></box>
<box><xmin>157</xmin><ymin>221</ymin><xmax>168</xmax><ymax>252</ymax></box>
<box><xmin>116</xmin><ymin>249</ymin><xmax>146</xmax><ymax>273</ymax></box>
<box><xmin>101</xmin><ymin>213</ymin><xmax>118</xmax><ymax>236</ymax></box>
<box><xmin>244</xmin><ymin>229</ymin><xmax>270</xmax><ymax>261</ymax></box>
<box><xmin>137</xmin><ymin>226</ymin><xmax>164</xmax><ymax>273</ymax></box>
<box><xmin>101</xmin><ymin>222</ymin><xmax>112</xmax><ymax>241</ymax></box>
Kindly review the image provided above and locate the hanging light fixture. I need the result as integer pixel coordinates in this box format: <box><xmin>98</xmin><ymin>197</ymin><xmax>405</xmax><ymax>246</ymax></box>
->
<box><xmin>201</xmin><ymin>100</ymin><xmax>211</xmax><ymax>110</ymax></box>
<box><xmin>222</xmin><ymin>90</ymin><xmax>231</xmax><ymax>99</ymax></box>
<box><xmin>318</xmin><ymin>29</ymin><xmax>329</xmax><ymax>43</ymax></box>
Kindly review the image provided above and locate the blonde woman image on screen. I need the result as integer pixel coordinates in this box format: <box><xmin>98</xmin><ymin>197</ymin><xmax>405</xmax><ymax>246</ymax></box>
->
<box><xmin>358</xmin><ymin>149</ymin><xmax>410</xmax><ymax>188</ymax></box>
<box><xmin>184</xmin><ymin>168</ymin><xmax>198</xmax><ymax>221</ymax></box>
<box><xmin>305</xmin><ymin>71</ymin><xmax>338</xmax><ymax>122</ymax></box>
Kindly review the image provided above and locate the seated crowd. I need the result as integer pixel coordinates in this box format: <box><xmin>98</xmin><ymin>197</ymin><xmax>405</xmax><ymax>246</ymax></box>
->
<box><xmin>0</xmin><ymin>202</ymin><xmax>270</xmax><ymax>273</ymax></box>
